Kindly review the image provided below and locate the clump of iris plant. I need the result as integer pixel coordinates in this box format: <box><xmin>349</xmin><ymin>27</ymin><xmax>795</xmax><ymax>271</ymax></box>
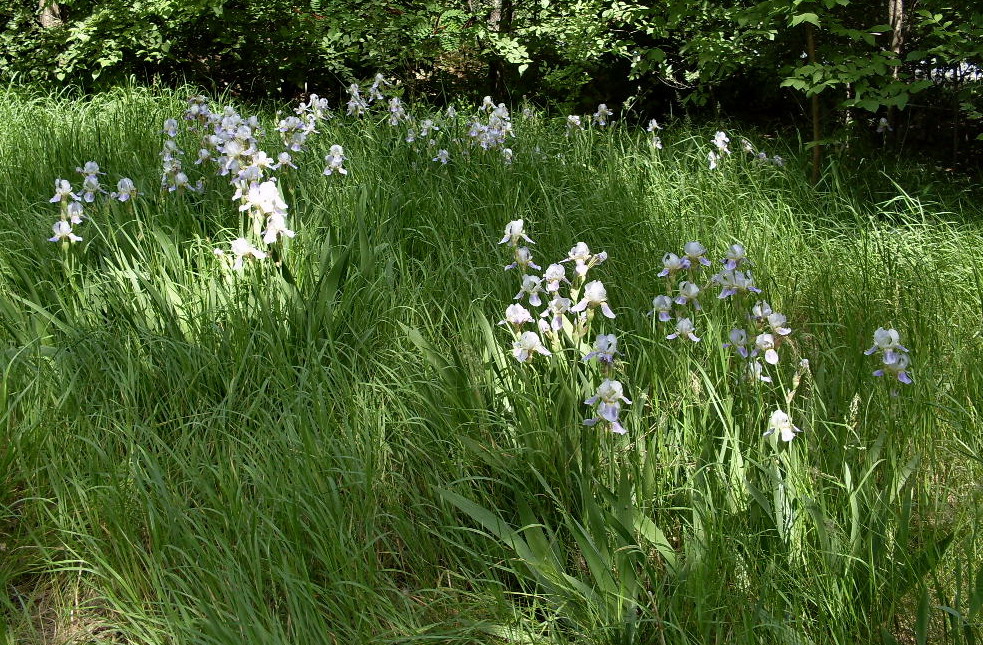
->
<box><xmin>164</xmin><ymin>96</ymin><xmax>318</xmax><ymax>272</ymax></box>
<box><xmin>649</xmin><ymin>241</ymin><xmax>800</xmax><ymax>390</ymax></box>
<box><xmin>708</xmin><ymin>131</ymin><xmax>731</xmax><ymax>169</ymax></box>
<box><xmin>494</xmin><ymin>219</ymin><xmax>630</xmax><ymax>434</ymax></box>
<box><xmin>745</xmin><ymin>301</ymin><xmax>793</xmax><ymax>370</ymax></box>
<box><xmin>651</xmin><ymin>240</ymin><xmax>716</xmax><ymax>342</ymax></box>
<box><xmin>499</xmin><ymin>220</ymin><xmax>540</xmax><ymax>276</ymax></box>
<box><xmin>161</xmin><ymin>119</ymin><xmax>202</xmax><ymax>194</ymax></box>
<box><xmin>76</xmin><ymin>161</ymin><xmax>105</xmax><ymax>202</ymax></box>
<box><xmin>388</xmin><ymin>97</ymin><xmax>407</xmax><ymax>125</ymax></box>
<box><xmin>647</xmin><ymin>119</ymin><xmax>664</xmax><ymax>149</ymax></box>
<box><xmin>468</xmin><ymin>99</ymin><xmax>513</xmax><ymax>151</ymax></box>
<box><xmin>47</xmin><ymin>178</ymin><xmax>85</xmax><ymax>244</ymax></box>
<box><xmin>369</xmin><ymin>73</ymin><xmax>390</xmax><ymax>103</ymax></box>
<box><xmin>346</xmin><ymin>84</ymin><xmax>368</xmax><ymax>116</ymax></box>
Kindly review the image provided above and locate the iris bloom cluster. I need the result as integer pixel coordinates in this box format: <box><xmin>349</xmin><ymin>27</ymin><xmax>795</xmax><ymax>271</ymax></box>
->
<box><xmin>370</xmin><ymin>74</ymin><xmax>390</xmax><ymax>102</ymax></box>
<box><xmin>276</xmin><ymin>93</ymin><xmax>331</xmax><ymax>158</ymax></box>
<box><xmin>161</xmin><ymin>136</ymin><xmax>197</xmax><ymax>193</ymax></box>
<box><xmin>724</xmin><ymin>300</ymin><xmax>794</xmax><ymax>381</ymax></box>
<box><xmin>47</xmin><ymin>176</ymin><xmax>86</xmax><ymax>243</ymax></box>
<box><xmin>76</xmin><ymin>161</ymin><xmax>105</xmax><ymax>202</ymax></box>
<box><xmin>650</xmin><ymin>241</ymin><xmax>795</xmax><ymax>384</ymax></box>
<box><xmin>651</xmin><ymin>240</ymin><xmax>718</xmax><ymax>343</ymax></box>
<box><xmin>713</xmin><ymin>268</ymin><xmax>761</xmax><ymax>299</ymax></box>
<box><xmin>400</xmin><ymin>106</ymin><xmax>463</xmax><ymax>166</ymax></box>
<box><xmin>388</xmin><ymin>97</ymin><xmax>407</xmax><ymax>125</ymax></box>
<box><xmin>345</xmin><ymin>74</ymin><xmax>391</xmax><ymax>116</ymax></box>
<box><xmin>647</xmin><ymin>119</ymin><xmax>663</xmax><ymax>149</ymax></box>
<box><xmin>346</xmin><ymin>84</ymin><xmax>369</xmax><ymax>116</ymax></box>
<box><xmin>164</xmin><ymin>98</ymin><xmax>312</xmax><ymax>268</ymax></box>
<box><xmin>468</xmin><ymin>99</ymin><xmax>513</xmax><ymax>150</ymax></box>
<box><xmin>160</xmin><ymin>110</ymin><xmax>210</xmax><ymax>193</ymax></box>
<box><xmin>646</xmin><ymin>241</ymin><xmax>807</xmax><ymax>441</ymax></box>
<box><xmin>47</xmin><ymin>158</ymin><xmax>138</xmax><ymax>243</ymax></box>
<box><xmin>277</xmin><ymin>116</ymin><xmax>314</xmax><ymax>154</ymax></box>
<box><xmin>708</xmin><ymin>130</ymin><xmax>731</xmax><ymax>169</ymax></box>
<box><xmin>741</xmin><ymin>138</ymin><xmax>787</xmax><ymax>167</ymax></box>
<box><xmin>240</xmin><ymin>180</ymin><xmax>294</xmax><ymax>245</ymax></box>
<box><xmin>499</xmin><ymin>219</ymin><xmax>552</xmax><ymax>363</ymax></box>
<box><xmin>497</xmin><ymin>219</ymin><xmax>629</xmax><ymax>434</ymax></box>
<box><xmin>865</xmin><ymin>327</ymin><xmax>912</xmax><ymax>386</ymax></box>
<box><xmin>500</xmin><ymin>220</ymin><xmax>542</xmax><ymax>274</ymax></box>
<box><xmin>177</xmin><ymin>96</ymin><xmax>316</xmax><ymax>204</ymax></box>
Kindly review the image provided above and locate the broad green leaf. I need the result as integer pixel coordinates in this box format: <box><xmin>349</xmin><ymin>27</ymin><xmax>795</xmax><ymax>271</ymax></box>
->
<box><xmin>438</xmin><ymin>489</ymin><xmax>538</xmax><ymax>564</ymax></box>
<box><xmin>915</xmin><ymin>587</ymin><xmax>930</xmax><ymax>645</ymax></box>
<box><xmin>791</xmin><ymin>13</ymin><xmax>820</xmax><ymax>27</ymax></box>
<box><xmin>566</xmin><ymin>519</ymin><xmax>618</xmax><ymax>595</ymax></box>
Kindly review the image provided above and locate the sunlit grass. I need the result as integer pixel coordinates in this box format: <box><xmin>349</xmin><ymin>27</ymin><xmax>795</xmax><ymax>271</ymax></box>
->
<box><xmin>0</xmin><ymin>83</ymin><xmax>981</xmax><ymax>644</ymax></box>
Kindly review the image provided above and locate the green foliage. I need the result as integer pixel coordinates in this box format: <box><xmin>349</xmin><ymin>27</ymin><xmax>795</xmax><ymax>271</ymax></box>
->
<box><xmin>2</xmin><ymin>0</ymin><xmax>980</xmax><ymax>154</ymax></box>
<box><xmin>0</xmin><ymin>1</ymin><xmax>478</xmax><ymax>94</ymax></box>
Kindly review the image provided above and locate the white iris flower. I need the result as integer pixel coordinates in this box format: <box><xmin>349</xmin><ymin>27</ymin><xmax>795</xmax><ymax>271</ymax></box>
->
<box><xmin>667</xmin><ymin>317</ymin><xmax>700</xmax><ymax>342</ymax></box>
<box><xmin>764</xmin><ymin>409</ymin><xmax>800</xmax><ymax>442</ymax></box>
<box><xmin>512</xmin><ymin>331</ymin><xmax>551</xmax><ymax>362</ymax></box>
<box><xmin>571</xmin><ymin>280</ymin><xmax>616</xmax><ymax>319</ymax></box>
<box><xmin>583</xmin><ymin>379</ymin><xmax>631</xmax><ymax>435</ymax></box>
<box><xmin>48</xmin><ymin>220</ymin><xmax>82</xmax><ymax>243</ymax></box>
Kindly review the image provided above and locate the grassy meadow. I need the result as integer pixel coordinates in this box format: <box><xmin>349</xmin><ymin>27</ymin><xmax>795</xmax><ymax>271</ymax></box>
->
<box><xmin>0</xmin><ymin>84</ymin><xmax>982</xmax><ymax>644</ymax></box>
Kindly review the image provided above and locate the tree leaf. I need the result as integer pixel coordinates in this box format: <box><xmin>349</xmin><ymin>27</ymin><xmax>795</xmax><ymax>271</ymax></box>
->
<box><xmin>791</xmin><ymin>13</ymin><xmax>820</xmax><ymax>27</ymax></box>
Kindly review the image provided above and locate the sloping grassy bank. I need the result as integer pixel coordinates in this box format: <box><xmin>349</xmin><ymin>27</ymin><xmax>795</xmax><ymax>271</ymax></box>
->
<box><xmin>0</xmin><ymin>85</ymin><xmax>981</xmax><ymax>644</ymax></box>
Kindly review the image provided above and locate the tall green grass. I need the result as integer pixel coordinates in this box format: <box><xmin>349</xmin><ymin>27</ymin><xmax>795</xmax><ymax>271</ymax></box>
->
<box><xmin>0</xmin><ymin>83</ymin><xmax>981</xmax><ymax>644</ymax></box>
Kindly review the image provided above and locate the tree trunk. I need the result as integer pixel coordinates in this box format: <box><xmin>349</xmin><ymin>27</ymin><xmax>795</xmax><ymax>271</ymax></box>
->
<box><xmin>38</xmin><ymin>0</ymin><xmax>62</xmax><ymax>28</ymax></box>
<box><xmin>487</xmin><ymin>0</ymin><xmax>515</xmax><ymax>98</ymax></box>
<box><xmin>886</xmin><ymin>0</ymin><xmax>905</xmax><ymax>131</ymax></box>
<box><xmin>888</xmin><ymin>0</ymin><xmax>904</xmax><ymax>77</ymax></box>
<box><xmin>951</xmin><ymin>64</ymin><xmax>961</xmax><ymax>163</ymax></box>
